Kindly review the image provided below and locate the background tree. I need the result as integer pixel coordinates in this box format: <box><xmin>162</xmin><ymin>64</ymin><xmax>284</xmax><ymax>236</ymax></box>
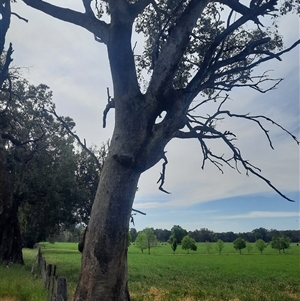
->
<box><xmin>170</xmin><ymin>225</ymin><xmax>188</xmax><ymax>244</ymax></box>
<box><xmin>129</xmin><ymin>228</ymin><xmax>138</xmax><ymax>243</ymax></box>
<box><xmin>217</xmin><ymin>232</ymin><xmax>237</xmax><ymax>243</ymax></box>
<box><xmin>18</xmin><ymin>134</ymin><xmax>79</xmax><ymax>248</ymax></box>
<box><xmin>71</xmin><ymin>143</ymin><xmax>107</xmax><ymax>226</ymax></box>
<box><xmin>21</xmin><ymin>0</ymin><xmax>300</xmax><ymax>299</ymax></box>
<box><xmin>271</xmin><ymin>236</ymin><xmax>291</xmax><ymax>254</ymax></box>
<box><xmin>181</xmin><ymin>235</ymin><xmax>197</xmax><ymax>254</ymax></box>
<box><xmin>205</xmin><ymin>241</ymin><xmax>213</xmax><ymax>254</ymax></box>
<box><xmin>215</xmin><ymin>239</ymin><xmax>225</xmax><ymax>255</ymax></box>
<box><xmin>154</xmin><ymin>228</ymin><xmax>171</xmax><ymax>242</ymax></box>
<box><xmin>169</xmin><ymin>236</ymin><xmax>177</xmax><ymax>254</ymax></box>
<box><xmin>246</xmin><ymin>241</ymin><xmax>253</xmax><ymax>254</ymax></box>
<box><xmin>190</xmin><ymin>228</ymin><xmax>216</xmax><ymax>242</ymax></box>
<box><xmin>233</xmin><ymin>237</ymin><xmax>246</xmax><ymax>254</ymax></box>
<box><xmin>252</xmin><ymin>228</ymin><xmax>269</xmax><ymax>242</ymax></box>
<box><xmin>135</xmin><ymin>232</ymin><xmax>148</xmax><ymax>254</ymax></box>
<box><xmin>255</xmin><ymin>239</ymin><xmax>268</xmax><ymax>254</ymax></box>
<box><xmin>0</xmin><ymin>80</ymin><xmax>78</xmax><ymax>263</ymax></box>
<box><xmin>143</xmin><ymin>228</ymin><xmax>158</xmax><ymax>255</ymax></box>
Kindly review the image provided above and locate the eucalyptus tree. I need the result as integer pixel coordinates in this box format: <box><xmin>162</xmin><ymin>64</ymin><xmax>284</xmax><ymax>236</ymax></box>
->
<box><xmin>22</xmin><ymin>0</ymin><xmax>299</xmax><ymax>299</ymax></box>
<box><xmin>0</xmin><ymin>80</ymin><xmax>79</xmax><ymax>263</ymax></box>
<box><xmin>18</xmin><ymin>129</ymin><xmax>80</xmax><ymax>248</ymax></box>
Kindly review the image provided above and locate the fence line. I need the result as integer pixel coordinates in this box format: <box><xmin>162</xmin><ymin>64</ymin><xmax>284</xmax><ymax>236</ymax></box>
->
<box><xmin>32</xmin><ymin>247</ymin><xmax>68</xmax><ymax>301</ymax></box>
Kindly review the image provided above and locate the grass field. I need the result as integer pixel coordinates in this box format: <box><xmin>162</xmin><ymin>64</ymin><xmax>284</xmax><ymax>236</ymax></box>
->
<box><xmin>0</xmin><ymin>249</ymin><xmax>47</xmax><ymax>301</ymax></box>
<box><xmin>1</xmin><ymin>242</ymin><xmax>299</xmax><ymax>301</ymax></box>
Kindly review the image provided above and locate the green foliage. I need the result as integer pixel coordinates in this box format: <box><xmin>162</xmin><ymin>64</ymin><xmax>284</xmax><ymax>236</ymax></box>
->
<box><xmin>73</xmin><ymin>143</ymin><xmax>107</xmax><ymax>226</ymax></box>
<box><xmin>169</xmin><ymin>225</ymin><xmax>187</xmax><ymax>244</ymax></box>
<box><xmin>143</xmin><ymin>228</ymin><xmax>158</xmax><ymax>255</ymax></box>
<box><xmin>181</xmin><ymin>235</ymin><xmax>197</xmax><ymax>254</ymax></box>
<box><xmin>271</xmin><ymin>236</ymin><xmax>291</xmax><ymax>253</ymax></box>
<box><xmin>169</xmin><ymin>236</ymin><xmax>177</xmax><ymax>254</ymax></box>
<box><xmin>215</xmin><ymin>239</ymin><xmax>225</xmax><ymax>254</ymax></box>
<box><xmin>129</xmin><ymin>228</ymin><xmax>138</xmax><ymax>242</ymax></box>
<box><xmin>135</xmin><ymin>232</ymin><xmax>148</xmax><ymax>254</ymax></box>
<box><xmin>1</xmin><ymin>73</ymin><xmax>108</xmax><ymax>249</ymax></box>
<box><xmin>135</xmin><ymin>228</ymin><xmax>158</xmax><ymax>254</ymax></box>
<box><xmin>246</xmin><ymin>241</ymin><xmax>253</xmax><ymax>254</ymax></box>
<box><xmin>233</xmin><ymin>237</ymin><xmax>246</xmax><ymax>254</ymax></box>
<box><xmin>255</xmin><ymin>239</ymin><xmax>268</xmax><ymax>254</ymax></box>
<box><xmin>133</xmin><ymin>0</ymin><xmax>296</xmax><ymax>92</ymax></box>
<box><xmin>205</xmin><ymin>241</ymin><xmax>213</xmax><ymax>254</ymax></box>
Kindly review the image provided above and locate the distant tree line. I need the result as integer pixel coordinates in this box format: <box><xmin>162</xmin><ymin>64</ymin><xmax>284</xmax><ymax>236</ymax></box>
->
<box><xmin>129</xmin><ymin>226</ymin><xmax>299</xmax><ymax>244</ymax></box>
<box><xmin>128</xmin><ymin>226</ymin><xmax>294</xmax><ymax>255</ymax></box>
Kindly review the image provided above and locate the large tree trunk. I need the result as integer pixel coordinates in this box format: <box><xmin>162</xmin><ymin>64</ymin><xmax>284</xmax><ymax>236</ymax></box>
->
<box><xmin>0</xmin><ymin>138</ymin><xmax>24</xmax><ymax>265</ymax></box>
<box><xmin>0</xmin><ymin>200</ymin><xmax>24</xmax><ymax>265</ymax></box>
<box><xmin>73</xmin><ymin>151</ymin><xmax>141</xmax><ymax>301</ymax></box>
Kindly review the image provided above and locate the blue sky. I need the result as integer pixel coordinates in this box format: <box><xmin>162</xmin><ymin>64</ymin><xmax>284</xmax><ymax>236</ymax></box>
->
<box><xmin>7</xmin><ymin>1</ymin><xmax>300</xmax><ymax>233</ymax></box>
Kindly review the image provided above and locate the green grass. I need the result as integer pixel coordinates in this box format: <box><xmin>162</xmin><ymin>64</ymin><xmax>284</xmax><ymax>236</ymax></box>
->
<box><xmin>1</xmin><ymin>242</ymin><xmax>299</xmax><ymax>301</ymax></box>
<box><xmin>0</xmin><ymin>249</ymin><xmax>47</xmax><ymax>301</ymax></box>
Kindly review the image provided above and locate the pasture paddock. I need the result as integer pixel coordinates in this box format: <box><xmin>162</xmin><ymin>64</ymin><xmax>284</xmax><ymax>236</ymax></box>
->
<box><xmin>0</xmin><ymin>242</ymin><xmax>299</xmax><ymax>301</ymax></box>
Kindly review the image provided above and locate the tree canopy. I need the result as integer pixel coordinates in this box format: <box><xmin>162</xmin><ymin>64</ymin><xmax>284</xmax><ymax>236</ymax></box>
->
<box><xmin>181</xmin><ymin>235</ymin><xmax>197</xmax><ymax>253</ymax></box>
<box><xmin>233</xmin><ymin>237</ymin><xmax>246</xmax><ymax>254</ymax></box>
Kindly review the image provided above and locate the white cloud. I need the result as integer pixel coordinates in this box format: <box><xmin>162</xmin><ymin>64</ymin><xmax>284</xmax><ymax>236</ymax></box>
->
<box><xmin>134</xmin><ymin>202</ymin><xmax>164</xmax><ymax>209</ymax></box>
<box><xmin>217</xmin><ymin>211</ymin><xmax>300</xmax><ymax>219</ymax></box>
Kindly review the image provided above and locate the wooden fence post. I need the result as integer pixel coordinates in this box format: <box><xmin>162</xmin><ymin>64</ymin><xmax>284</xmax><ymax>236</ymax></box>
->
<box><xmin>33</xmin><ymin>248</ymin><xmax>68</xmax><ymax>301</ymax></box>
<box><xmin>56</xmin><ymin>277</ymin><xmax>68</xmax><ymax>301</ymax></box>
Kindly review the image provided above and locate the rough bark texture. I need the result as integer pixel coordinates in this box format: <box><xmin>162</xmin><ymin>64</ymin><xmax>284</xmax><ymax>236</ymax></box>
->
<box><xmin>73</xmin><ymin>152</ymin><xmax>140</xmax><ymax>300</ymax></box>
<box><xmin>73</xmin><ymin>90</ymin><xmax>169</xmax><ymax>300</ymax></box>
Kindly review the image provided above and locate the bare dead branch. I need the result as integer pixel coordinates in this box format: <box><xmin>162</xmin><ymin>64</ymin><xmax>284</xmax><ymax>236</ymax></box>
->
<box><xmin>1</xmin><ymin>131</ymin><xmax>45</xmax><ymax>146</ymax></box>
<box><xmin>157</xmin><ymin>152</ymin><xmax>170</xmax><ymax>194</ymax></box>
<box><xmin>185</xmin><ymin>0</ymin><xmax>281</xmax><ymax>101</ymax></box>
<box><xmin>130</xmin><ymin>208</ymin><xmax>146</xmax><ymax>225</ymax></box>
<box><xmin>103</xmin><ymin>87</ymin><xmax>115</xmax><ymax>128</ymax></box>
<box><xmin>0</xmin><ymin>43</ymin><xmax>13</xmax><ymax>88</ymax></box>
<box><xmin>50</xmin><ymin>107</ymin><xmax>102</xmax><ymax>171</ymax></box>
<box><xmin>175</xmin><ymin>91</ymin><xmax>298</xmax><ymax>202</ymax></box>
<box><xmin>132</xmin><ymin>208</ymin><xmax>146</xmax><ymax>215</ymax></box>
<box><xmin>11</xmin><ymin>12</ymin><xmax>29</xmax><ymax>23</ymax></box>
<box><xmin>23</xmin><ymin>0</ymin><xmax>110</xmax><ymax>44</ymax></box>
